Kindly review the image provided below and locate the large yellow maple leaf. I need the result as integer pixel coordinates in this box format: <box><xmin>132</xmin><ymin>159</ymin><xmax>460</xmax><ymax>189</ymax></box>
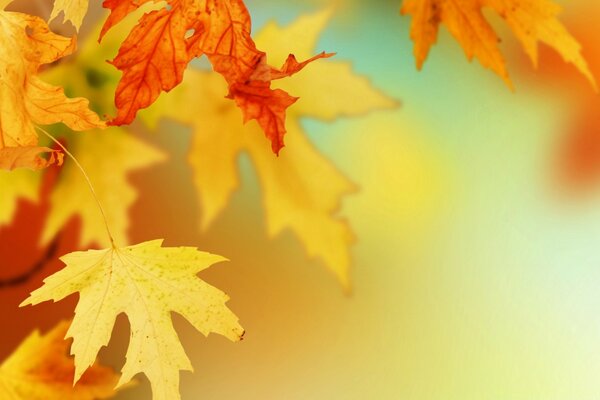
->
<box><xmin>22</xmin><ymin>240</ymin><xmax>244</xmax><ymax>400</ymax></box>
<box><xmin>400</xmin><ymin>0</ymin><xmax>597</xmax><ymax>88</ymax></box>
<box><xmin>0</xmin><ymin>9</ymin><xmax>104</xmax><ymax>170</ymax></box>
<box><xmin>0</xmin><ymin>321</ymin><xmax>120</xmax><ymax>399</ymax></box>
<box><xmin>142</xmin><ymin>8</ymin><xmax>397</xmax><ymax>289</ymax></box>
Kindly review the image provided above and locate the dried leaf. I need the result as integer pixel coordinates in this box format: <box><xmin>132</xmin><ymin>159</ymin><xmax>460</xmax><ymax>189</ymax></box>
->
<box><xmin>101</xmin><ymin>0</ymin><xmax>331</xmax><ymax>153</ymax></box>
<box><xmin>0</xmin><ymin>10</ymin><xmax>104</xmax><ymax>170</ymax></box>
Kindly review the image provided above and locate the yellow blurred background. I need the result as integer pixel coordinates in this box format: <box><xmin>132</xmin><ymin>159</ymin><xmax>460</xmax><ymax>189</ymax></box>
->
<box><xmin>3</xmin><ymin>0</ymin><xmax>600</xmax><ymax>399</ymax></box>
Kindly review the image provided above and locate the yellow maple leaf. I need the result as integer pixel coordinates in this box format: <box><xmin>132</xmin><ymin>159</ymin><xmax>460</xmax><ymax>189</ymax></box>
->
<box><xmin>142</xmin><ymin>8</ymin><xmax>397</xmax><ymax>289</ymax></box>
<box><xmin>0</xmin><ymin>9</ymin><xmax>104</xmax><ymax>170</ymax></box>
<box><xmin>21</xmin><ymin>240</ymin><xmax>244</xmax><ymax>400</ymax></box>
<box><xmin>400</xmin><ymin>0</ymin><xmax>597</xmax><ymax>88</ymax></box>
<box><xmin>0</xmin><ymin>321</ymin><xmax>120</xmax><ymax>399</ymax></box>
<box><xmin>50</xmin><ymin>0</ymin><xmax>89</xmax><ymax>30</ymax></box>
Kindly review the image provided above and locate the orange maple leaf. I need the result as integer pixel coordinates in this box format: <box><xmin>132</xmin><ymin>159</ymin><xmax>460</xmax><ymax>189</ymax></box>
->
<box><xmin>101</xmin><ymin>0</ymin><xmax>332</xmax><ymax>154</ymax></box>
<box><xmin>0</xmin><ymin>321</ymin><xmax>122</xmax><ymax>399</ymax></box>
<box><xmin>400</xmin><ymin>0</ymin><xmax>596</xmax><ymax>89</ymax></box>
<box><xmin>0</xmin><ymin>10</ymin><xmax>105</xmax><ymax>171</ymax></box>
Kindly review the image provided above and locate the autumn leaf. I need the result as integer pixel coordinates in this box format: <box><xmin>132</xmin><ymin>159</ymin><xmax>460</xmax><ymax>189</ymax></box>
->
<box><xmin>50</xmin><ymin>0</ymin><xmax>89</xmax><ymax>30</ymax></box>
<box><xmin>400</xmin><ymin>0</ymin><xmax>597</xmax><ymax>88</ymax></box>
<box><xmin>21</xmin><ymin>240</ymin><xmax>244</xmax><ymax>400</ymax></box>
<box><xmin>0</xmin><ymin>10</ymin><xmax>104</xmax><ymax>170</ymax></box>
<box><xmin>141</xmin><ymin>9</ymin><xmax>397</xmax><ymax>288</ymax></box>
<box><xmin>101</xmin><ymin>0</ymin><xmax>332</xmax><ymax>153</ymax></box>
<box><xmin>0</xmin><ymin>321</ymin><xmax>120</xmax><ymax>399</ymax></box>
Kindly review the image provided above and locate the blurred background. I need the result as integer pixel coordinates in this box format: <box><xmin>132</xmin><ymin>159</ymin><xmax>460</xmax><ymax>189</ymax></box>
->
<box><xmin>3</xmin><ymin>0</ymin><xmax>600</xmax><ymax>399</ymax></box>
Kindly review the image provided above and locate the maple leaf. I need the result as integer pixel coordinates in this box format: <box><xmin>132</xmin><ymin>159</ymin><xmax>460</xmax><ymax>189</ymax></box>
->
<box><xmin>0</xmin><ymin>321</ymin><xmax>120</xmax><ymax>399</ymax></box>
<box><xmin>21</xmin><ymin>240</ymin><xmax>244</xmax><ymax>400</ymax></box>
<box><xmin>400</xmin><ymin>0</ymin><xmax>597</xmax><ymax>88</ymax></box>
<box><xmin>141</xmin><ymin>9</ymin><xmax>397</xmax><ymax>288</ymax></box>
<box><xmin>0</xmin><ymin>10</ymin><xmax>104</xmax><ymax>171</ymax></box>
<box><xmin>50</xmin><ymin>0</ymin><xmax>90</xmax><ymax>30</ymax></box>
<box><xmin>101</xmin><ymin>0</ymin><xmax>332</xmax><ymax>154</ymax></box>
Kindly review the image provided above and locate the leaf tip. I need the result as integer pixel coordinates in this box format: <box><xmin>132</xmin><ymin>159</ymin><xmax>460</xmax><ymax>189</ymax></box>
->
<box><xmin>272</xmin><ymin>142</ymin><xmax>285</xmax><ymax>156</ymax></box>
<box><xmin>18</xmin><ymin>297</ymin><xmax>31</xmax><ymax>308</ymax></box>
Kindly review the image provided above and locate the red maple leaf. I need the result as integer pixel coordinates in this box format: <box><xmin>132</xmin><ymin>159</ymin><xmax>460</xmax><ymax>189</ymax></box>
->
<box><xmin>101</xmin><ymin>0</ymin><xmax>333</xmax><ymax>154</ymax></box>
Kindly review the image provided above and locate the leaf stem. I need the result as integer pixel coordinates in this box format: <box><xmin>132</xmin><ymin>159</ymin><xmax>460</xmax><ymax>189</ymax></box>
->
<box><xmin>35</xmin><ymin>126</ymin><xmax>116</xmax><ymax>248</ymax></box>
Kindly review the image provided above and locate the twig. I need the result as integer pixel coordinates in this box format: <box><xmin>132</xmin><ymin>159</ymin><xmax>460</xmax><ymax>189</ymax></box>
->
<box><xmin>36</xmin><ymin>126</ymin><xmax>116</xmax><ymax>248</ymax></box>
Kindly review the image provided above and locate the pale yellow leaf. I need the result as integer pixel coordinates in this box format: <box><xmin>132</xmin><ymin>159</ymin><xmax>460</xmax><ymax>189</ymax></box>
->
<box><xmin>21</xmin><ymin>240</ymin><xmax>243</xmax><ymax>400</ymax></box>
